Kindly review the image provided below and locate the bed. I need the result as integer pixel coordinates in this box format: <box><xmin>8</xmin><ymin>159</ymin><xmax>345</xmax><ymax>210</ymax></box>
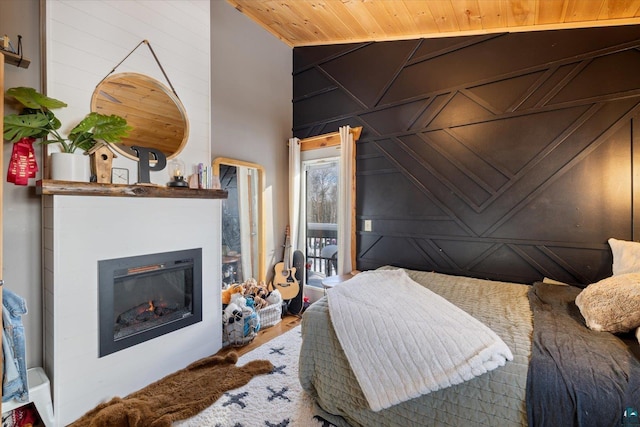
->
<box><xmin>299</xmin><ymin>265</ymin><xmax>640</xmax><ymax>427</ymax></box>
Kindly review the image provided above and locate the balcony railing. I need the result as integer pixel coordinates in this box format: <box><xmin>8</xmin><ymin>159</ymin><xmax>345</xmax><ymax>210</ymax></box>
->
<box><xmin>306</xmin><ymin>222</ymin><xmax>337</xmax><ymax>278</ymax></box>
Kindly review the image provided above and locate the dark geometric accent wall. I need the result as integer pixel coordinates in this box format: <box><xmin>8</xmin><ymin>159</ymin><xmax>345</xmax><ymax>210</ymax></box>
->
<box><xmin>293</xmin><ymin>25</ymin><xmax>640</xmax><ymax>286</ymax></box>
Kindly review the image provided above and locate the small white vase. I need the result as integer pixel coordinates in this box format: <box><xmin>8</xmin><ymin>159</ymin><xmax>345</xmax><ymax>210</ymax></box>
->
<box><xmin>50</xmin><ymin>152</ymin><xmax>90</xmax><ymax>182</ymax></box>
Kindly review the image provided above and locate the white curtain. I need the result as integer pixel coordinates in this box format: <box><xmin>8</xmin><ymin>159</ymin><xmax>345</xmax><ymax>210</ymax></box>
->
<box><xmin>337</xmin><ymin>125</ymin><xmax>354</xmax><ymax>274</ymax></box>
<box><xmin>288</xmin><ymin>137</ymin><xmax>303</xmax><ymax>261</ymax></box>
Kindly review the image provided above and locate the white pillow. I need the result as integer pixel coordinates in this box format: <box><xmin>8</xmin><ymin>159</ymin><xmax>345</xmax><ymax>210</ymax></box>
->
<box><xmin>608</xmin><ymin>238</ymin><xmax>640</xmax><ymax>275</ymax></box>
<box><xmin>575</xmin><ymin>273</ymin><xmax>640</xmax><ymax>333</ymax></box>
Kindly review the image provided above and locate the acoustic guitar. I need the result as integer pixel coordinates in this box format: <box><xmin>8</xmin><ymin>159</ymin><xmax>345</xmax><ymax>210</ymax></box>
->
<box><xmin>287</xmin><ymin>249</ymin><xmax>305</xmax><ymax>315</ymax></box>
<box><xmin>271</xmin><ymin>226</ymin><xmax>300</xmax><ymax>300</ymax></box>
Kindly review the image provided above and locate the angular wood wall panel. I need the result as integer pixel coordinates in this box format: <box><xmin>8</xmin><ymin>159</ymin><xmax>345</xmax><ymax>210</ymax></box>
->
<box><xmin>293</xmin><ymin>25</ymin><xmax>640</xmax><ymax>285</ymax></box>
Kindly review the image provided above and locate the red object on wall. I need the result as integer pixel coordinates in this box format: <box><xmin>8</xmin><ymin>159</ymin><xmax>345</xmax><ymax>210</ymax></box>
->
<box><xmin>7</xmin><ymin>137</ymin><xmax>38</xmax><ymax>185</ymax></box>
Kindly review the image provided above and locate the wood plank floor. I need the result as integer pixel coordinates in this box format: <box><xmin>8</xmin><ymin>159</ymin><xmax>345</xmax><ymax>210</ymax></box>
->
<box><xmin>216</xmin><ymin>314</ymin><xmax>302</xmax><ymax>357</ymax></box>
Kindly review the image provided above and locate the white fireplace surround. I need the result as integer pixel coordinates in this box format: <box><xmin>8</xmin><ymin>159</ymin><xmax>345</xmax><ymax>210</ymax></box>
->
<box><xmin>43</xmin><ymin>194</ymin><xmax>222</xmax><ymax>426</ymax></box>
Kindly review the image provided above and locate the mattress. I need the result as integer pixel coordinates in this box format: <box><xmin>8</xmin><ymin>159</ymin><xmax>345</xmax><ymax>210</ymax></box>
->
<box><xmin>299</xmin><ymin>267</ymin><xmax>533</xmax><ymax>427</ymax></box>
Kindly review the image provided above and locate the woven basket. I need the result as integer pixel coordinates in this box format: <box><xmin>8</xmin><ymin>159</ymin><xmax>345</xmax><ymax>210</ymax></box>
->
<box><xmin>223</xmin><ymin>308</ymin><xmax>259</xmax><ymax>347</ymax></box>
<box><xmin>258</xmin><ymin>303</ymin><xmax>282</xmax><ymax>329</ymax></box>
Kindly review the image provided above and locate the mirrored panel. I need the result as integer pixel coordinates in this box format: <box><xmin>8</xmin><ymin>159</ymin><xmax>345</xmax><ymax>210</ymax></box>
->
<box><xmin>213</xmin><ymin>157</ymin><xmax>265</xmax><ymax>286</ymax></box>
<box><xmin>91</xmin><ymin>72</ymin><xmax>189</xmax><ymax>160</ymax></box>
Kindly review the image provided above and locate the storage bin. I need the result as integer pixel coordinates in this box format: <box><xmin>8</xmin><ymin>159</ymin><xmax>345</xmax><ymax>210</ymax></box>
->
<box><xmin>223</xmin><ymin>306</ymin><xmax>259</xmax><ymax>347</ymax></box>
<box><xmin>258</xmin><ymin>302</ymin><xmax>282</xmax><ymax>329</ymax></box>
<box><xmin>2</xmin><ymin>367</ymin><xmax>54</xmax><ymax>427</ymax></box>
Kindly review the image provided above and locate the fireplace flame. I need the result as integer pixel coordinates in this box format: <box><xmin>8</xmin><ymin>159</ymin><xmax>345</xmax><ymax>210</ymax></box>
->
<box><xmin>147</xmin><ymin>300</ymin><xmax>155</xmax><ymax>312</ymax></box>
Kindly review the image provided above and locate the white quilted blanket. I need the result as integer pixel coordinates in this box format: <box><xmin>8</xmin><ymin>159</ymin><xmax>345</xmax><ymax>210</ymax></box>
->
<box><xmin>327</xmin><ymin>269</ymin><xmax>513</xmax><ymax>411</ymax></box>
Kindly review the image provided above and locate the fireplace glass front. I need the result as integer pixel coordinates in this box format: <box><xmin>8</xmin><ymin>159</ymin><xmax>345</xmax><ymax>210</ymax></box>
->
<box><xmin>98</xmin><ymin>248</ymin><xmax>202</xmax><ymax>357</ymax></box>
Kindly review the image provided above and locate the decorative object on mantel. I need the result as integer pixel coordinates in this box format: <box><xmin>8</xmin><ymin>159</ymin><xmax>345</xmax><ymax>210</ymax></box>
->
<box><xmin>130</xmin><ymin>146</ymin><xmax>167</xmax><ymax>184</ymax></box>
<box><xmin>50</xmin><ymin>152</ymin><xmax>90</xmax><ymax>182</ymax></box>
<box><xmin>3</xmin><ymin>87</ymin><xmax>131</xmax><ymax>183</ymax></box>
<box><xmin>91</xmin><ymin>40</ymin><xmax>189</xmax><ymax>162</ymax></box>
<box><xmin>111</xmin><ymin>168</ymin><xmax>129</xmax><ymax>185</ymax></box>
<box><xmin>167</xmin><ymin>158</ymin><xmax>188</xmax><ymax>187</ymax></box>
<box><xmin>195</xmin><ymin>162</ymin><xmax>218</xmax><ymax>189</ymax></box>
<box><xmin>86</xmin><ymin>141</ymin><xmax>117</xmax><ymax>183</ymax></box>
<box><xmin>188</xmin><ymin>174</ymin><xmax>199</xmax><ymax>189</ymax></box>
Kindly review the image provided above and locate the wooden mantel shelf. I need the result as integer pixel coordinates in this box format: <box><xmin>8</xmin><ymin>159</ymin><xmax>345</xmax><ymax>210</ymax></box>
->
<box><xmin>36</xmin><ymin>180</ymin><xmax>228</xmax><ymax>199</ymax></box>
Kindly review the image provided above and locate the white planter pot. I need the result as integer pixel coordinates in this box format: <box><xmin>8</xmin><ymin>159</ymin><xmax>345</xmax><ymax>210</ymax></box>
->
<box><xmin>50</xmin><ymin>152</ymin><xmax>90</xmax><ymax>182</ymax></box>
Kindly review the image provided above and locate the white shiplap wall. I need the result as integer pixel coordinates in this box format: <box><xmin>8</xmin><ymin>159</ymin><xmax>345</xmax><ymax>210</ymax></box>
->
<box><xmin>46</xmin><ymin>0</ymin><xmax>211</xmax><ymax>182</ymax></box>
<box><xmin>43</xmin><ymin>195</ymin><xmax>221</xmax><ymax>426</ymax></box>
<box><xmin>43</xmin><ymin>2</ymin><xmax>217</xmax><ymax>425</ymax></box>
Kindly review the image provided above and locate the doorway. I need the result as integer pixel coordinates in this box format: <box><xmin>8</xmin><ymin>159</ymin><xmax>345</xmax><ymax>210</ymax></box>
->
<box><xmin>304</xmin><ymin>157</ymin><xmax>339</xmax><ymax>288</ymax></box>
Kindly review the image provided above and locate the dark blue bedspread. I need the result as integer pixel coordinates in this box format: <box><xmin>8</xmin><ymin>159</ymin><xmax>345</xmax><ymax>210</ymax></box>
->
<box><xmin>527</xmin><ymin>282</ymin><xmax>640</xmax><ymax>427</ymax></box>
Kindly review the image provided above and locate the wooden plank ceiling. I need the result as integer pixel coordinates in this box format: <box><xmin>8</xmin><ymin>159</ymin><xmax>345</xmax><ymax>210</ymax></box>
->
<box><xmin>227</xmin><ymin>0</ymin><xmax>640</xmax><ymax>47</ymax></box>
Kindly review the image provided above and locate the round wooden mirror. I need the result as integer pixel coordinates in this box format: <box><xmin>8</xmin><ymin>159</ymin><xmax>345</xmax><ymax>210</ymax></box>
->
<box><xmin>91</xmin><ymin>72</ymin><xmax>189</xmax><ymax>161</ymax></box>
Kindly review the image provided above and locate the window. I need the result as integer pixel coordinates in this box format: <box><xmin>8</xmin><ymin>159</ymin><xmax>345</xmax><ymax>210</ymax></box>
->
<box><xmin>289</xmin><ymin>126</ymin><xmax>361</xmax><ymax>291</ymax></box>
<box><xmin>304</xmin><ymin>157</ymin><xmax>339</xmax><ymax>286</ymax></box>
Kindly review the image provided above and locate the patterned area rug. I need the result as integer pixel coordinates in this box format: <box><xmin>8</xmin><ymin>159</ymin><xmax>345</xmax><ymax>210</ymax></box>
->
<box><xmin>175</xmin><ymin>326</ymin><xmax>330</xmax><ymax>427</ymax></box>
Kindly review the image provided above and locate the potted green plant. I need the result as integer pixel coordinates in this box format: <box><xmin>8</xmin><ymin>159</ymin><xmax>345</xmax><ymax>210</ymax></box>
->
<box><xmin>3</xmin><ymin>87</ymin><xmax>132</xmax><ymax>181</ymax></box>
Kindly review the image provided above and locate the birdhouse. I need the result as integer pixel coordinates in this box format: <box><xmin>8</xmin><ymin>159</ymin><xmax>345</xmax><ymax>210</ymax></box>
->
<box><xmin>86</xmin><ymin>142</ymin><xmax>118</xmax><ymax>184</ymax></box>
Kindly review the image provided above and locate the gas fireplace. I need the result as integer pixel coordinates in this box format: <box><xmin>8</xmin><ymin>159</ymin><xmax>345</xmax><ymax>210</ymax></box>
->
<box><xmin>98</xmin><ymin>248</ymin><xmax>202</xmax><ymax>357</ymax></box>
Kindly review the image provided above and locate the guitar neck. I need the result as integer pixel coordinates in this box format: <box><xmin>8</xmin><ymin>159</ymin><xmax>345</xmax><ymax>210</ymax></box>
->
<box><xmin>283</xmin><ymin>236</ymin><xmax>292</xmax><ymax>270</ymax></box>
